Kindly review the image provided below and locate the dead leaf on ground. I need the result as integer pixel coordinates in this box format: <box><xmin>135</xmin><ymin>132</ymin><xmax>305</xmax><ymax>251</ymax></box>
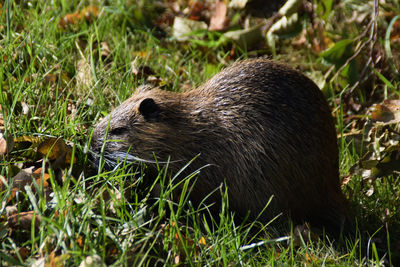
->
<box><xmin>6</xmin><ymin>205</ymin><xmax>18</xmax><ymax>217</ymax></box>
<box><xmin>37</xmin><ymin>137</ymin><xmax>76</xmax><ymax>164</ymax></box>
<box><xmin>8</xmin><ymin>211</ymin><xmax>41</xmax><ymax>231</ymax></box>
<box><xmin>185</xmin><ymin>1</ymin><xmax>207</xmax><ymax>21</ymax></box>
<box><xmin>13</xmin><ymin>247</ymin><xmax>30</xmax><ymax>261</ymax></box>
<box><xmin>100</xmin><ymin>41</ymin><xmax>111</xmax><ymax>60</ymax></box>
<box><xmin>9</xmin><ymin>166</ymin><xmax>53</xmax><ymax>201</ymax></box>
<box><xmin>0</xmin><ymin>132</ymin><xmax>15</xmax><ymax>156</ymax></box>
<box><xmin>59</xmin><ymin>5</ymin><xmax>100</xmax><ymax>29</ymax></box>
<box><xmin>32</xmin><ymin>167</ymin><xmax>52</xmax><ymax>196</ymax></box>
<box><xmin>80</xmin><ymin>6</ymin><xmax>100</xmax><ymax>23</ymax></box>
<box><xmin>224</xmin><ymin>24</ymin><xmax>264</xmax><ymax>48</ymax></box>
<box><xmin>341</xmin><ymin>175</ymin><xmax>351</xmax><ymax>187</ymax></box>
<box><xmin>0</xmin><ymin>175</ymin><xmax>6</xmax><ymax>191</ymax></box>
<box><xmin>46</xmin><ymin>251</ymin><xmax>70</xmax><ymax>267</ymax></box>
<box><xmin>371</xmin><ymin>100</ymin><xmax>400</xmax><ymax>123</ymax></box>
<box><xmin>44</xmin><ymin>74</ymin><xmax>58</xmax><ymax>85</ymax></box>
<box><xmin>38</xmin><ymin>138</ymin><xmax>67</xmax><ymax>161</ymax></box>
<box><xmin>173</xmin><ymin>17</ymin><xmax>208</xmax><ymax>41</ymax></box>
<box><xmin>0</xmin><ymin>105</ymin><xmax>4</xmax><ymax>131</ymax></box>
<box><xmin>209</xmin><ymin>0</ymin><xmax>229</xmax><ymax>31</ymax></box>
<box><xmin>11</xmin><ymin>167</ymin><xmax>34</xmax><ymax>195</ymax></box>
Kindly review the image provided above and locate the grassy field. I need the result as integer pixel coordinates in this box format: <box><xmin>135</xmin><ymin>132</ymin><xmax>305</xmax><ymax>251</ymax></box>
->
<box><xmin>1</xmin><ymin>0</ymin><xmax>400</xmax><ymax>265</ymax></box>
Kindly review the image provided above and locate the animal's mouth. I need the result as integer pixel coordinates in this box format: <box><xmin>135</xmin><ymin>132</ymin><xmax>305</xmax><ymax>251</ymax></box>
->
<box><xmin>87</xmin><ymin>150</ymin><xmax>141</xmax><ymax>171</ymax></box>
<box><xmin>88</xmin><ymin>148</ymin><xmax>179</xmax><ymax>172</ymax></box>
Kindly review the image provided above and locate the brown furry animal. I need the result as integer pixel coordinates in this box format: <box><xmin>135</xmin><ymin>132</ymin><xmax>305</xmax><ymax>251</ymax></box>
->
<box><xmin>90</xmin><ymin>58</ymin><xmax>352</xmax><ymax>234</ymax></box>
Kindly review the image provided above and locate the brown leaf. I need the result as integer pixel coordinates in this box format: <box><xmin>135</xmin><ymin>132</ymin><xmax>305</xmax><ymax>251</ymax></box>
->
<box><xmin>9</xmin><ymin>166</ymin><xmax>53</xmax><ymax>201</ymax></box>
<box><xmin>8</xmin><ymin>211</ymin><xmax>41</xmax><ymax>231</ymax></box>
<box><xmin>9</xmin><ymin>167</ymin><xmax>39</xmax><ymax>201</ymax></box>
<box><xmin>33</xmin><ymin>167</ymin><xmax>51</xmax><ymax>186</ymax></box>
<box><xmin>371</xmin><ymin>104</ymin><xmax>395</xmax><ymax>122</ymax></box>
<box><xmin>0</xmin><ymin>132</ymin><xmax>14</xmax><ymax>156</ymax></box>
<box><xmin>6</xmin><ymin>205</ymin><xmax>18</xmax><ymax>216</ymax></box>
<box><xmin>390</xmin><ymin>20</ymin><xmax>400</xmax><ymax>41</ymax></box>
<box><xmin>0</xmin><ymin>105</ymin><xmax>4</xmax><ymax>131</ymax></box>
<box><xmin>37</xmin><ymin>137</ymin><xmax>76</xmax><ymax>167</ymax></box>
<box><xmin>46</xmin><ymin>251</ymin><xmax>70</xmax><ymax>267</ymax></box>
<box><xmin>58</xmin><ymin>11</ymin><xmax>81</xmax><ymax>28</ymax></box>
<box><xmin>187</xmin><ymin>1</ymin><xmax>207</xmax><ymax>21</ymax></box>
<box><xmin>371</xmin><ymin>100</ymin><xmax>400</xmax><ymax>123</ymax></box>
<box><xmin>12</xmin><ymin>167</ymin><xmax>34</xmax><ymax>191</ymax></box>
<box><xmin>0</xmin><ymin>175</ymin><xmax>6</xmax><ymax>191</ymax></box>
<box><xmin>173</xmin><ymin>17</ymin><xmax>208</xmax><ymax>41</ymax></box>
<box><xmin>14</xmin><ymin>135</ymin><xmax>41</xmax><ymax>144</ymax></box>
<box><xmin>209</xmin><ymin>0</ymin><xmax>229</xmax><ymax>31</ymax></box>
<box><xmin>37</xmin><ymin>137</ymin><xmax>67</xmax><ymax>161</ymax></box>
<box><xmin>341</xmin><ymin>175</ymin><xmax>351</xmax><ymax>187</ymax></box>
<box><xmin>80</xmin><ymin>6</ymin><xmax>100</xmax><ymax>23</ymax></box>
<box><xmin>100</xmin><ymin>42</ymin><xmax>111</xmax><ymax>59</ymax></box>
<box><xmin>44</xmin><ymin>74</ymin><xmax>58</xmax><ymax>85</ymax></box>
<box><xmin>14</xmin><ymin>247</ymin><xmax>30</xmax><ymax>261</ymax></box>
<box><xmin>58</xmin><ymin>6</ymin><xmax>99</xmax><ymax>29</ymax></box>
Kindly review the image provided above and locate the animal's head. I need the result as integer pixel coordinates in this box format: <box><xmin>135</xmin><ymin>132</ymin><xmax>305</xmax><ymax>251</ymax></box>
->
<box><xmin>89</xmin><ymin>88</ymin><xmax>189</xmax><ymax>169</ymax></box>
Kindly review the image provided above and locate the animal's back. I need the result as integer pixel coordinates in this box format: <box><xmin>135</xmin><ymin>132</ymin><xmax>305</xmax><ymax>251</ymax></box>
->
<box><xmin>190</xmin><ymin>59</ymin><xmax>349</xmax><ymax>233</ymax></box>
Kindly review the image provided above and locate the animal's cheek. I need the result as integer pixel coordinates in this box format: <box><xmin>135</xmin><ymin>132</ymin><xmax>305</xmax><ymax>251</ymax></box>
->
<box><xmin>106</xmin><ymin>137</ymin><xmax>137</xmax><ymax>152</ymax></box>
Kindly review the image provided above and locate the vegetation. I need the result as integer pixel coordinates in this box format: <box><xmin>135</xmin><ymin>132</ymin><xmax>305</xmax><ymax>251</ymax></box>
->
<box><xmin>1</xmin><ymin>0</ymin><xmax>399</xmax><ymax>265</ymax></box>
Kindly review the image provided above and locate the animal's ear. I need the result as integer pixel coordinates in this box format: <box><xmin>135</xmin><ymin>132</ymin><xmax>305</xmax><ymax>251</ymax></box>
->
<box><xmin>136</xmin><ymin>84</ymin><xmax>155</xmax><ymax>93</ymax></box>
<box><xmin>138</xmin><ymin>98</ymin><xmax>160</xmax><ymax>121</ymax></box>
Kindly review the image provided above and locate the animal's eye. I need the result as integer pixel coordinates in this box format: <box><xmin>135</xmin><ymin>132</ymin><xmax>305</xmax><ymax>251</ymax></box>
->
<box><xmin>109</xmin><ymin>127</ymin><xmax>127</xmax><ymax>135</ymax></box>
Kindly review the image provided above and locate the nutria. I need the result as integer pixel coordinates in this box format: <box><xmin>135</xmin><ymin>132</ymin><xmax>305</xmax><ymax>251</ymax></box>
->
<box><xmin>90</xmin><ymin>58</ymin><xmax>352</xmax><ymax>235</ymax></box>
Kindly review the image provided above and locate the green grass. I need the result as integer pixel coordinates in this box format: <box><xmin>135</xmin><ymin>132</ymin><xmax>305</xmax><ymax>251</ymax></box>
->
<box><xmin>1</xmin><ymin>0</ymin><xmax>400</xmax><ymax>265</ymax></box>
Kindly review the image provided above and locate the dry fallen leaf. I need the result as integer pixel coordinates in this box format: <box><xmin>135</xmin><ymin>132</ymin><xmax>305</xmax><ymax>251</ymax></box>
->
<box><xmin>59</xmin><ymin>5</ymin><xmax>100</xmax><ymax>28</ymax></box>
<box><xmin>224</xmin><ymin>24</ymin><xmax>263</xmax><ymax>48</ymax></box>
<box><xmin>0</xmin><ymin>132</ymin><xmax>14</xmax><ymax>156</ymax></box>
<box><xmin>59</xmin><ymin>10</ymin><xmax>81</xmax><ymax>28</ymax></box>
<box><xmin>46</xmin><ymin>251</ymin><xmax>70</xmax><ymax>267</ymax></box>
<box><xmin>209</xmin><ymin>0</ymin><xmax>229</xmax><ymax>31</ymax></box>
<box><xmin>173</xmin><ymin>17</ymin><xmax>208</xmax><ymax>41</ymax></box>
<box><xmin>80</xmin><ymin>6</ymin><xmax>100</xmax><ymax>23</ymax></box>
<box><xmin>341</xmin><ymin>175</ymin><xmax>351</xmax><ymax>187</ymax></box>
<box><xmin>6</xmin><ymin>205</ymin><xmax>18</xmax><ymax>217</ymax></box>
<box><xmin>0</xmin><ymin>105</ymin><xmax>4</xmax><ymax>131</ymax></box>
<box><xmin>0</xmin><ymin>175</ymin><xmax>6</xmax><ymax>191</ymax></box>
<box><xmin>8</xmin><ymin>211</ymin><xmax>41</xmax><ymax>231</ymax></box>
<box><xmin>371</xmin><ymin>100</ymin><xmax>400</xmax><ymax>123</ymax></box>
<box><xmin>372</xmin><ymin>104</ymin><xmax>395</xmax><ymax>122</ymax></box>
<box><xmin>37</xmin><ymin>138</ymin><xmax>67</xmax><ymax>161</ymax></box>
<box><xmin>14</xmin><ymin>247</ymin><xmax>30</xmax><ymax>261</ymax></box>
<box><xmin>44</xmin><ymin>74</ymin><xmax>58</xmax><ymax>85</ymax></box>
<box><xmin>12</xmin><ymin>167</ymin><xmax>34</xmax><ymax>193</ymax></box>
<box><xmin>33</xmin><ymin>167</ymin><xmax>51</xmax><ymax>195</ymax></box>
<box><xmin>186</xmin><ymin>1</ymin><xmax>207</xmax><ymax>21</ymax></box>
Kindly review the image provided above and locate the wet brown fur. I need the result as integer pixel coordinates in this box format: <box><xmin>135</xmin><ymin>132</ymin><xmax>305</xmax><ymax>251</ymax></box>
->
<box><xmin>91</xmin><ymin>58</ymin><xmax>352</xmax><ymax>234</ymax></box>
